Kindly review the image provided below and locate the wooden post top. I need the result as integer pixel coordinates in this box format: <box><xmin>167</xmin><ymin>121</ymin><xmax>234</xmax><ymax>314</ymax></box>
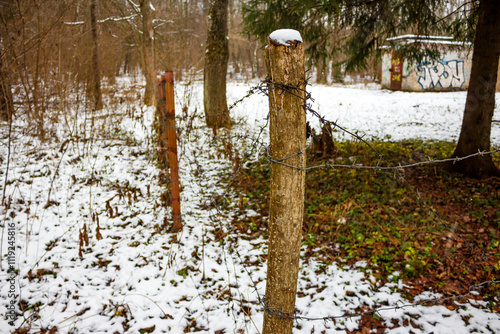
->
<box><xmin>268</xmin><ymin>29</ymin><xmax>303</xmax><ymax>47</ymax></box>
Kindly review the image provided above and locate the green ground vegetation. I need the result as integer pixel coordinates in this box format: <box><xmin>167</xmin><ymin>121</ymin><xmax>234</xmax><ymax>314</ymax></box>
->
<box><xmin>231</xmin><ymin>139</ymin><xmax>500</xmax><ymax>304</ymax></box>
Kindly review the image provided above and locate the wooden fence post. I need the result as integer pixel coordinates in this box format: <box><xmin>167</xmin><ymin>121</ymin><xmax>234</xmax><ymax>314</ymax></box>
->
<box><xmin>262</xmin><ymin>30</ymin><xmax>306</xmax><ymax>334</ymax></box>
<box><xmin>164</xmin><ymin>71</ymin><xmax>182</xmax><ymax>232</ymax></box>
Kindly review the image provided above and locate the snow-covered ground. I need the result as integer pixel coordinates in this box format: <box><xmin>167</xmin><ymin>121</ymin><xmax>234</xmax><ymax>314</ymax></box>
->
<box><xmin>0</xmin><ymin>79</ymin><xmax>499</xmax><ymax>334</ymax></box>
<box><xmin>226</xmin><ymin>81</ymin><xmax>500</xmax><ymax>145</ymax></box>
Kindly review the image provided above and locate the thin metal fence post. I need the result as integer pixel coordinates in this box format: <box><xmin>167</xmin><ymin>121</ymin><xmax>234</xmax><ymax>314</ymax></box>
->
<box><xmin>157</xmin><ymin>74</ymin><xmax>169</xmax><ymax>169</ymax></box>
<box><xmin>165</xmin><ymin>71</ymin><xmax>182</xmax><ymax>232</ymax></box>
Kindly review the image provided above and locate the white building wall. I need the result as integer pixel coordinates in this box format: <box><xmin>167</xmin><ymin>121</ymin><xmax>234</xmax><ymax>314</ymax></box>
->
<box><xmin>381</xmin><ymin>51</ymin><xmax>392</xmax><ymax>89</ymax></box>
<box><xmin>402</xmin><ymin>49</ymin><xmax>472</xmax><ymax>91</ymax></box>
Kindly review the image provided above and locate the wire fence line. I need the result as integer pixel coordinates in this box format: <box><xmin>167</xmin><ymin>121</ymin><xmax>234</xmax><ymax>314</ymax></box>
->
<box><xmin>269</xmin><ymin>148</ymin><xmax>500</xmax><ymax>172</ymax></box>
<box><xmin>260</xmin><ymin>280</ymin><xmax>500</xmax><ymax>322</ymax></box>
<box><xmin>224</xmin><ymin>77</ymin><xmax>498</xmax><ymax>253</ymax></box>
<box><xmin>172</xmin><ymin>77</ymin><xmax>500</xmax><ymax>328</ymax></box>
<box><xmin>242</xmin><ymin>78</ymin><xmax>494</xmax><ymax>252</ymax></box>
<box><xmin>226</xmin><ymin>78</ymin><xmax>499</xmax><ymax>172</ymax></box>
<box><xmin>235</xmin><ymin>225</ymin><xmax>500</xmax><ymax>324</ymax></box>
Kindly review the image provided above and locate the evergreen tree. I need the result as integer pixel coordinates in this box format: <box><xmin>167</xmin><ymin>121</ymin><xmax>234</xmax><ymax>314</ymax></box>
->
<box><xmin>242</xmin><ymin>1</ymin><xmax>339</xmax><ymax>71</ymax></box>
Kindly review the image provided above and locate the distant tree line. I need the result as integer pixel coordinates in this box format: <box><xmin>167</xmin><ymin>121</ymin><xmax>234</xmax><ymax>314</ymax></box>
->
<box><xmin>0</xmin><ymin>0</ymin><xmax>264</xmax><ymax>132</ymax></box>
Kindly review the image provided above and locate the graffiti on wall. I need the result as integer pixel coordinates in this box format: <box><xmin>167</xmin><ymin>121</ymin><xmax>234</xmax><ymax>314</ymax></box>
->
<box><xmin>416</xmin><ymin>58</ymin><xmax>466</xmax><ymax>89</ymax></box>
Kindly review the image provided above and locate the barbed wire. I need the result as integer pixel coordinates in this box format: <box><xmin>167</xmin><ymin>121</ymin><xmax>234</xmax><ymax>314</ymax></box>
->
<box><xmin>234</xmin><ymin>239</ymin><xmax>500</xmax><ymax>323</ymax></box>
<box><xmin>230</xmin><ymin>80</ymin><xmax>466</xmax><ymax>255</ymax></box>
<box><xmin>234</xmin><ymin>79</ymin><xmax>498</xmax><ymax>278</ymax></box>
<box><xmin>262</xmin><ymin>78</ymin><xmax>386</xmax><ymax>160</ymax></box>
<box><xmin>261</xmin><ymin>280</ymin><xmax>500</xmax><ymax>322</ymax></box>
<box><xmin>250</xmin><ymin>77</ymin><xmax>500</xmax><ymax>255</ymax></box>
<box><xmin>227</xmin><ymin>83</ymin><xmax>269</xmax><ymax>113</ymax></box>
<box><xmin>228</xmin><ymin>78</ymin><xmax>500</xmax><ymax>267</ymax></box>
<box><xmin>169</xmin><ymin>77</ymin><xmax>500</xmax><ymax>328</ymax></box>
<box><xmin>225</xmin><ymin>78</ymin><xmax>499</xmax><ymax>173</ymax></box>
<box><xmin>269</xmin><ymin>148</ymin><xmax>500</xmax><ymax>172</ymax></box>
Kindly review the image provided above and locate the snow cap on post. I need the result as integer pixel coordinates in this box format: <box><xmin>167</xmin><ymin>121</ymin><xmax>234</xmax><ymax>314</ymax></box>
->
<box><xmin>269</xmin><ymin>29</ymin><xmax>303</xmax><ymax>47</ymax></box>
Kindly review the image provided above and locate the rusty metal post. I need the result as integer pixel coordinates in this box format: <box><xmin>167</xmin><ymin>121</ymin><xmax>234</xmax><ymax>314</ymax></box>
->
<box><xmin>157</xmin><ymin>74</ymin><xmax>169</xmax><ymax>168</ymax></box>
<box><xmin>164</xmin><ymin>71</ymin><xmax>182</xmax><ymax>232</ymax></box>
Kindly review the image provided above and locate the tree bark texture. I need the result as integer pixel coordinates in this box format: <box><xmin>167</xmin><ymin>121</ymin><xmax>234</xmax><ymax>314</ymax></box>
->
<box><xmin>451</xmin><ymin>0</ymin><xmax>500</xmax><ymax>178</ymax></box>
<box><xmin>0</xmin><ymin>34</ymin><xmax>14</xmax><ymax>122</ymax></box>
<box><xmin>203</xmin><ymin>0</ymin><xmax>231</xmax><ymax>129</ymax></box>
<box><xmin>316</xmin><ymin>56</ymin><xmax>329</xmax><ymax>84</ymax></box>
<box><xmin>139</xmin><ymin>0</ymin><xmax>156</xmax><ymax>106</ymax></box>
<box><xmin>262</xmin><ymin>37</ymin><xmax>306</xmax><ymax>334</ymax></box>
<box><xmin>90</xmin><ymin>0</ymin><xmax>103</xmax><ymax>111</ymax></box>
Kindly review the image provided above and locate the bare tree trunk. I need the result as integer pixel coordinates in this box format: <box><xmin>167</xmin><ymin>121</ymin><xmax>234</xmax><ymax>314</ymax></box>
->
<box><xmin>0</xmin><ymin>34</ymin><xmax>14</xmax><ymax>122</ymax></box>
<box><xmin>263</xmin><ymin>33</ymin><xmax>306</xmax><ymax>334</ymax></box>
<box><xmin>451</xmin><ymin>0</ymin><xmax>500</xmax><ymax>178</ymax></box>
<box><xmin>203</xmin><ymin>0</ymin><xmax>231</xmax><ymax>130</ymax></box>
<box><xmin>32</xmin><ymin>9</ymin><xmax>45</xmax><ymax>139</ymax></box>
<box><xmin>90</xmin><ymin>0</ymin><xmax>103</xmax><ymax>111</ymax></box>
<box><xmin>139</xmin><ymin>0</ymin><xmax>156</xmax><ymax>106</ymax></box>
<box><xmin>316</xmin><ymin>56</ymin><xmax>329</xmax><ymax>84</ymax></box>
